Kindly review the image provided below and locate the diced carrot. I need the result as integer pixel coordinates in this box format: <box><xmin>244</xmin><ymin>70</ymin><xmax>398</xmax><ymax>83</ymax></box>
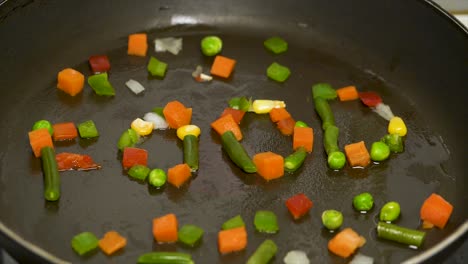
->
<box><xmin>57</xmin><ymin>68</ymin><xmax>85</xmax><ymax>96</ymax></box>
<box><xmin>336</xmin><ymin>86</ymin><xmax>359</xmax><ymax>101</ymax></box>
<box><xmin>98</xmin><ymin>231</ymin><xmax>127</xmax><ymax>255</ymax></box>
<box><xmin>28</xmin><ymin>128</ymin><xmax>54</xmax><ymax>158</ymax></box>
<box><xmin>328</xmin><ymin>228</ymin><xmax>366</xmax><ymax>258</ymax></box>
<box><xmin>269</xmin><ymin>108</ymin><xmax>291</xmax><ymax>123</ymax></box>
<box><xmin>344</xmin><ymin>141</ymin><xmax>370</xmax><ymax>167</ymax></box>
<box><xmin>122</xmin><ymin>147</ymin><xmax>148</xmax><ymax>169</ymax></box>
<box><xmin>152</xmin><ymin>213</ymin><xmax>178</xmax><ymax>243</ymax></box>
<box><xmin>167</xmin><ymin>164</ymin><xmax>191</xmax><ymax>188</ymax></box>
<box><xmin>220</xmin><ymin>108</ymin><xmax>246</xmax><ymax>124</ymax></box>
<box><xmin>293</xmin><ymin>127</ymin><xmax>314</xmax><ymax>152</ymax></box>
<box><xmin>52</xmin><ymin>122</ymin><xmax>78</xmax><ymax>141</ymax></box>
<box><xmin>276</xmin><ymin>117</ymin><xmax>295</xmax><ymax>136</ymax></box>
<box><xmin>253</xmin><ymin>152</ymin><xmax>284</xmax><ymax>181</ymax></box>
<box><xmin>218</xmin><ymin>226</ymin><xmax>247</xmax><ymax>254</ymax></box>
<box><xmin>163</xmin><ymin>101</ymin><xmax>192</xmax><ymax>129</ymax></box>
<box><xmin>210</xmin><ymin>55</ymin><xmax>236</xmax><ymax>78</ymax></box>
<box><xmin>420</xmin><ymin>193</ymin><xmax>453</xmax><ymax>229</ymax></box>
<box><xmin>211</xmin><ymin>114</ymin><xmax>243</xmax><ymax>141</ymax></box>
<box><xmin>127</xmin><ymin>33</ymin><xmax>148</xmax><ymax>57</ymax></box>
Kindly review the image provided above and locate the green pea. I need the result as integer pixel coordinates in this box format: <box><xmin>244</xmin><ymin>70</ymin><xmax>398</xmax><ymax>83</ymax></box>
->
<box><xmin>128</xmin><ymin>165</ymin><xmax>150</xmax><ymax>181</ymax></box>
<box><xmin>294</xmin><ymin>121</ymin><xmax>309</xmax><ymax>128</ymax></box>
<box><xmin>353</xmin><ymin>192</ymin><xmax>374</xmax><ymax>211</ymax></box>
<box><xmin>201</xmin><ymin>36</ymin><xmax>222</xmax><ymax>56</ymax></box>
<box><xmin>148</xmin><ymin>168</ymin><xmax>167</xmax><ymax>187</ymax></box>
<box><xmin>321</xmin><ymin>210</ymin><xmax>343</xmax><ymax>230</ymax></box>
<box><xmin>327</xmin><ymin>151</ymin><xmax>346</xmax><ymax>170</ymax></box>
<box><xmin>380</xmin><ymin>201</ymin><xmax>401</xmax><ymax>222</ymax></box>
<box><xmin>370</xmin><ymin>141</ymin><xmax>390</xmax><ymax>161</ymax></box>
<box><xmin>32</xmin><ymin>120</ymin><xmax>53</xmax><ymax>135</ymax></box>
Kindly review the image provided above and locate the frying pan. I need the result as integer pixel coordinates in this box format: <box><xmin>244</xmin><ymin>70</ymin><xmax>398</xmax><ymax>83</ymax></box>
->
<box><xmin>0</xmin><ymin>0</ymin><xmax>466</xmax><ymax>263</ymax></box>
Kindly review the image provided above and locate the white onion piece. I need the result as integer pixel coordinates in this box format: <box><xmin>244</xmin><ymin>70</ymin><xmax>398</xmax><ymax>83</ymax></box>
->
<box><xmin>199</xmin><ymin>73</ymin><xmax>213</xmax><ymax>81</ymax></box>
<box><xmin>192</xmin><ymin>65</ymin><xmax>203</xmax><ymax>78</ymax></box>
<box><xmin>349</xmin><ymin>253</ymin><xmax>374</xmax><ymax>264</ymax></box>
<box><xmin>372</xmin><ymin>103</ymin><xmax>394</xmax><ymax>121</ymax></box>
<box><xmin>125</xmin><ymin>79</ymin><xmax>145</xmax><ymax>94</ymax></box>
<box><xmin>283</xmin><ymin>250</ymin><xmax>310</xmax><ymax>264</ymax></box>
<box><xmin>143</xmin><ymin>112</ymin><xmax>168</xmax><ymax>130</ymax></box>
<box><xmin>154</xmin><ymin>37</ymin><xmax>182</xmax><ymax>55</ymax></box>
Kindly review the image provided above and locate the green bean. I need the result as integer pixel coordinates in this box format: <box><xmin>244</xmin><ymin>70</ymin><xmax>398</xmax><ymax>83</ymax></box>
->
<box><xmin>32</xmin><ymin>120</ymin><xmax>53</xmax><ymax>135</ymax></box>
<box><xmin>353</xmin><ymin>192</ymin><xmax>374</xmax><ymax>211</ymax></box>
<box><xmin>323</xmin><ymin>125</ymin><xmax>340</xmax><ymax>155</ymax></box>
<box><xmin>148</xmin><ymin>169</ymin><xmax>167</xmax><ymax>187</ymax></box>
<box><xmin>380</xmin><ymin>201</ymin><xmax>401</xmax><ymax>222</ymax></box>
<box><xmin>312</xmin><ymin>83</ymin><xmax>337</xmax><ymax>100</ymax></box>
<box><xmin>41</xmin><ymin>147</ymin><xmax>60</xmax><ymax>201</ymax></box>
<box><xmin>183</xmin><ymin>135</ymin><xmax>199</xmax><ymax>171</ymax></box>
<box><xmin>221</xmin><ymin>131</ymin><xmax>257</xmax><ymax>173</ymax></box>
<box><xmin>321</xmin><ymin>210</ymin><xmax>343</xmax><ymax>230</ymax></box>
<box><xmin>370</xmin><ymin>141</ymin><xmax>390</xmax><ymax>161</ymax></box>
<box><xmin>246</xmin><ymin>239</ymin><xmax>278</xmax><ymax>264</ymax></box>
<box><xmin>284</xmin><ymin>147</ymin><xmax>307</xmax><ymax>172</ymax></box>
<box><xmin>314</xmin><ymin>97</ymin><xmax>335</xmax><ymax>130</ymax></box>
<box><xmin>377</xmin><ymin>222</ymin><xmax>425</xmax><ymax>247</ymax></box>
<box><xmin>381</xmin><ymin>134</ymin><xmax>404</xmax><ymax>153</ymax></box>
<box><xmin>201</xmin><ymin>36</ymin><xmax>222</xmax><ymax>56</ymax></box>
<box><xmin>128</xmin><ymin>165</ymin><xmax>150</xmax><ymax>181</ymax></box>
<box><xmin>137</xmin><ymin>252</ymin><xmax>194</xmax><ymax>264</ymax></box>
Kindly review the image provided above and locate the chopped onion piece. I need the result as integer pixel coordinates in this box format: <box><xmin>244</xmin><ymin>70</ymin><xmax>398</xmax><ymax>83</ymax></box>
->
<box><xmin>192</xmin><ymin>65</ymin><xmax>203</xmax><ymax>78</ymax></box>
<box><xmin>154</xmin><ymin>37</ymin><xmax>183</xmax><ymax>55</ymax></box>
<box><xmin>372</xmin><ymin>103</ymin><xmax>394</xmax><ymax>121</ymax></box>
<box><xmin>283</xmin><ymin>250</ymin><xmax>310</xmax><ymax>264</ymax></box>
<box><xmin>143</xmin><ymin>112</ymin><xmax>168</xmax><ymax>130</ymax></box>
<box><xmin>199</xmin><ymin>73</ymin><xmax>213</xmax><ymax>81</ymax></box>
<box><xmin>125</xmin><ymin>79</ymin><xmax>145</xmax><ymax>95</ymax></box>
<box><xmin>192</xmin><ymin>65</ymin><xmax>212</xmax><ymax>82</ymax></box>
<box><xmin>349</xmin><ymin>253</ymin><xmax>374</xmax><ymax>264</ymax></box>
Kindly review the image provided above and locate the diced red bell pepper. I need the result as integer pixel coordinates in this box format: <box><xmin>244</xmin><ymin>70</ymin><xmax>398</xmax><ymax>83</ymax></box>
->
<box><xmin>285</xmin><ymin>193</ymin><xmax>313</xmax><ymax>219</ymax></box>
<box><xmin>122</xmin><ymin>147</ymin><xmax>148</xmax><ymax>169</ymax></box>
<box><xmin>276</xmin><ymin>117</ymin><xmax>295</xmax><ymax>136</ymax></box>
<box><xmin>220</xmin><ymin>108</ymin><xmax>246</xmax><ymax>124</ymax></box>
<box><xmin>358</xmin><ymin>91</ymin><xmax>383</xmax><ymax>107</ymax></box>
<box><xmin>89</xmin><ymin>55</ymin><xmax>111</xmax><ymax>74</ymax></box>
<box><xmin>56</xmin><ymin>152</ymin><xmax>101</xmax><ymax>171</ymax></box>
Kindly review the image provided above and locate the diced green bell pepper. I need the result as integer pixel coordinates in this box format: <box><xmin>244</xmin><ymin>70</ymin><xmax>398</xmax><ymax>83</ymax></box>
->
<box><xmin>77</xmin><ymin>120</ymin><xmax>99</xmax><ymax>138</ymax></box>
<box><xmin>147</xmin><ymin>56</ymin><xmax>168</xmax><ymax>77</ymax></box>
<box><xmin>264</xmin><ymin>37</ymin><xmax>288</xmax><ymax>54</ymax></box>
<box><xmin>71</xmin><ymin>232</ymin><xmax>99</xmax><ymax>256</ymax></box>
<box><xmin>88</xmin><ymin>73</ymin><xmax>115</xmax><ymax>96</ymax></box>
<box><xmin>178</xmin><ymin>224</ymin><xmax>204</xmax><ymax>246</ymax></box>
<box><xmin>267</xmin><ymin>62</ymin><xmax>290</xmax><ymax>82</ymax></box>
<box><xmin>254</xmin><ymin>210</ymin><xmax>279</xmax><ymax>233</ymax></box>
<box><xmin>222</xmin><ymin>215</ymin><xmax>245</xmax><ymax>230</ymax></box>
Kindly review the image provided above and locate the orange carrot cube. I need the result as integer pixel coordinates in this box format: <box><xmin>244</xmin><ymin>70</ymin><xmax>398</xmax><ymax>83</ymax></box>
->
<box><xmin>152</xmin><ymin>213</ymin><xmax>178</xmax><ymax>243</ymax></box>
<box><xmin>167</xmin><ymin>164</ymin><xmax>191</xmax><ymax>188</ymax></box>
<box><xmin>218</xmin><ymin>227</ymin><xmax>247</xmax><ymax>254</ymax></box>
<box><xmin>28</xmin><ymin>128</ymin><xmax>54</xmax><ymax>158</ymax></box>
<box><xmin>344</xmin><ymin>141</ymin><xmax>370</xmax><ymax>167</ymax></box>
<box><xmin>210</xmin><ymin>55</ymin><xmax>236</xmax><ymax>78</ymax></box>
<box><xmin>128</xmin><ymin>33</ymin><xmax>148</xmax><ymax>57</ymax></box>
<box><xmin>293</xmin><ymin>127</ymin><xmax>314</xmax><ymax>152</ymax></box>
<box><xmin>98</xmin><ymin>231</ymin><xmax>127</xmax><ymax>255</ymax></box>
<box><xmin>57</xmin><ymin>68</ymin><xmax>85</xmax><ymax>96</ymax></box>
<box><xmin>253</xmin><ymin>152</ymin><xmax>284</xmax><ymax>180</ymax></box>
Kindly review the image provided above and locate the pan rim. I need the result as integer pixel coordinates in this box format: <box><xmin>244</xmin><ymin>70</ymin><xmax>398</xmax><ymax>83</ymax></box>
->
<box><xmin>0</xmin><ymin>0</ymin><xmax>466</xmax><ymax>263</ymax></box>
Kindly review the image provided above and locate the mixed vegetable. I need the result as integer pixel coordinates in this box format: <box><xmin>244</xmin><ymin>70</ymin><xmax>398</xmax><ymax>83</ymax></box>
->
<box><xmin>25</xmin><ymin>33</ymin><xmax>455</xmax><ymax>263</ymax></box>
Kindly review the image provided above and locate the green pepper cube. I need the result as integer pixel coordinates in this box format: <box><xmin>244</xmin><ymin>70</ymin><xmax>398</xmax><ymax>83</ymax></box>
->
<box><xmin>71</xmin><ymin>232</ymin><xmax>99</xmax><ymax>256</ymax></box>
<box><xmin>147</xmin><ymin>57</ymin><xmax>168</xmax><ymax>77</ymax></box>
<box><xmin>77</xmin><ymin>120</ymin><xmax>99</xmax><ymax>138</ymax></box>
<box><xmin>87</xmin><ymin>73</ymin><xmax>115</xmax><ymax>96</ymax></box>
<box><xmin>152</xmin><ymin>107</ymin><xmax>165</xmax><ymax>119</ymax></box>
<box><xmin>264</xmin><ymin>37</ymin><xmax>288</xmax><ymax>54</ymax></box>
<box><xmin>178</xmin><ymin>224</ymin><xmax>204</xmax><ymax>246</ymax></box>
<box><xmin>267</xmin><ymin>62</ymin><xmax>290</xmax><ymax>83</ymax></box>
<box><xmin>254</xmin><ymin>210</ymin><xmax>279</xmax><ymax>233</ymax></box>
<box><xmin>222</xmin><ymin>215</ymin><xmax>245</xmax><ymax>230</ymax></box>
<box><xmin>128</xmin><ymin>165</ymin><xmax>150</xmax><ymax>180</ymax></box>
<box><xmin>228</xmin><ymin>97</ymin><xmax>252</xmax><ymax>112</ymax></box>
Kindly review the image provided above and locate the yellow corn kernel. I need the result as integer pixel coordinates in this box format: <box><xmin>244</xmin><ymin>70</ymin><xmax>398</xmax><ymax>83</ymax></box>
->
<box><xmin>251</xmin><ymin>100</ymin><xmax>286</xmax><ymax>114</ymax></box>
<box><xmin>131</xmin><ymin>118</ymin><xmax>154</xmax><ymax>136</ymax></box>
<box><xmin>177</xmin><ymin>125</ymin><xmax>201</xmax><ymax>140</ymax></box>
<box><xmin>388</xmin><ymin>116</ymin><xmax>407</xmax><ymax>136</ymax></box>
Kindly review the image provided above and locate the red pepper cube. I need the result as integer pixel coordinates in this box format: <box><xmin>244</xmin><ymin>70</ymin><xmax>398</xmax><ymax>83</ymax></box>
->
<box><xmin>122</xmin><ymin>147</ymin><xmax>148</xmax><ymax>169</ymax></box>
<box><xmin>276</xmin><ymin>117</ymin><xmax>295</xmax><ymax>136</ymax></box>
<box><xmin>358</xmin><ymin>91</ymin><xmax>382</xmax><ymax>107</ymax></box>
<box><xmin>89</xmin><ymin>55</ymin><xmax>111</xmax><ymax>74</ymax></box>
<box><xmin>285</xmin><ymin>193</ymin><xmax>313</xmax><ymax>219</ymax></box>
<box><xmin>220</xmin><ymin>108</ymin><xmax>246</xmax><ymax>124</ymax></box>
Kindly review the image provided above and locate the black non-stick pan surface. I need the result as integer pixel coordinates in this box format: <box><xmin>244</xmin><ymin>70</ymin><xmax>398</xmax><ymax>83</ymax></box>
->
<box><xmin>0</xmin><ymin>0</ymin><xmax>467</xmax><ymax>263</ymax></box>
